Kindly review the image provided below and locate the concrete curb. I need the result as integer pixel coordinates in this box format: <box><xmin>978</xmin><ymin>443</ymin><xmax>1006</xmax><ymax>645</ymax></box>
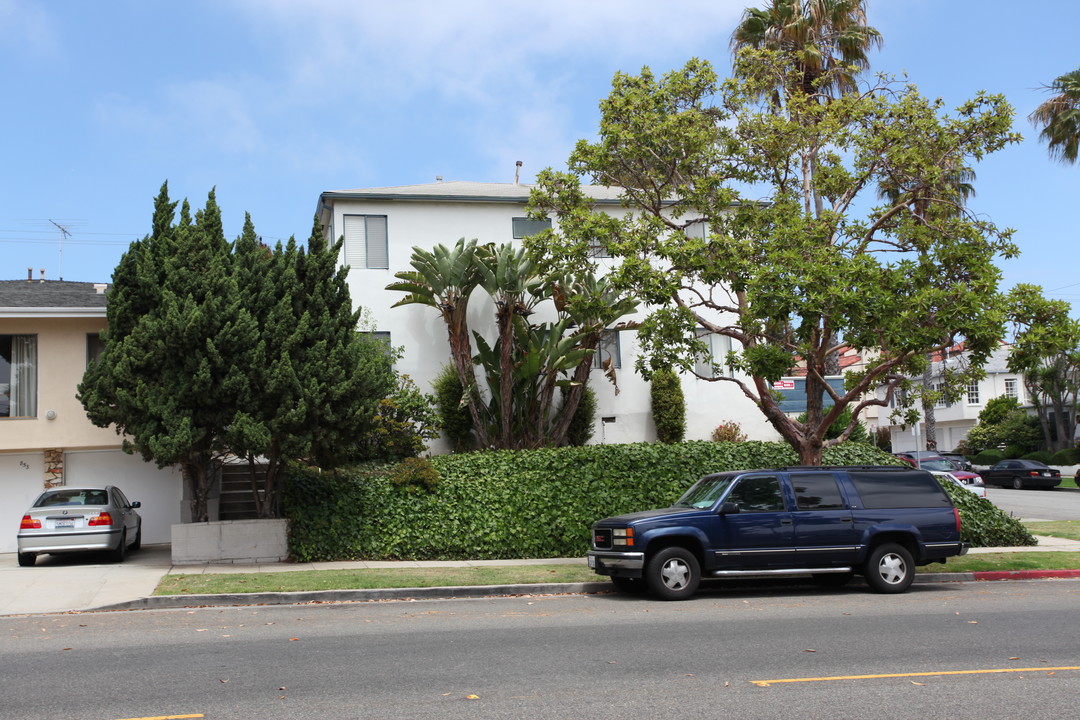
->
<box><xmin>88</xmin><ymin>570</ymin><xmax>1080</xmax><ymax>613</ymax></box>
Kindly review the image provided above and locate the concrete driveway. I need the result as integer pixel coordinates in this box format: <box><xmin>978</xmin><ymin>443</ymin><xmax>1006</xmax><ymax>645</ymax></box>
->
<box><xmin>0</xmin><ymin>544</ymin><xmax>173</xmax><ymax>616</ymax></box>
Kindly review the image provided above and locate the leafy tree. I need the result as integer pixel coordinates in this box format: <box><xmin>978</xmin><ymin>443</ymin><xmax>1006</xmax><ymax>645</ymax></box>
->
<box><xmin>1030</xmin><ymin>68</ymin><xmax>1080</xmax><ymax>164</ymax></box>
<box><xmin>731</xmin><ymin>0</ymin><xmax>882</xmax><ymax>100</ymax></box>
<box><xmin>797</xmin><ymin>406</ymin><xmax>868</xmax><ymax>443</ymax></box>
<box><xmin>964</xmin><ymin>396</ymin><xmax>1042</xmax><ymax>454</ymax></box>
<box><xmin>565</xmin><ymin>385</ymin><xmax>597</xmax><ymax>446</ymax></box>
<box><xmin>650</xmin><ymin>368</ymin><xmax>686</xmax><ymax>443</ymax></box>
<box><xmin>528</xmin><ymin>51</ymin><xmax>1020</xmax><ymax>465</ymax></box>
<box><xmin>80</xmin><ymin>184</ymin><xmax>251</xmax><ymax>522</ymax></box>
<box><xmin>1006</xmin><ymin>284</ymin><xmax>1080</xmax><ymax>451</ymax></box>
<box><xmin>360</xmin><ymin>375</ymin><xmax>441</xmax><ymax>461</ymax></box>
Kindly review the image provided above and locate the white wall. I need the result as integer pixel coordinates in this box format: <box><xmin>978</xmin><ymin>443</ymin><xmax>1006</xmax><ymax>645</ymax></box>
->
<box><xmin>0</xmin><ymin>452</ymin><xmax>46</xmax><ymax>554</ymax></box>
<box><xmin>330</xmin><ymin>195</ymin><xmax>779</xmax><ymax>447</ymax></box>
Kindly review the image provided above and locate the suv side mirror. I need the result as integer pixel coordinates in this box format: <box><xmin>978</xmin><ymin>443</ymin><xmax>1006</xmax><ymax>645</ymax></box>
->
<box><xmin>718</xmin><ymin>501</ymin><xmax>739</xmax><ymax>515</ymax></box>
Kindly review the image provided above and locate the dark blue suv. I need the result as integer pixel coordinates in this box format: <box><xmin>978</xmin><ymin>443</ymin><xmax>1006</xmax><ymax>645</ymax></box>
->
<box><xmin>587</xmin><ymin>466</ymin><xmax>967</xmax><ymax>600</ymax></box>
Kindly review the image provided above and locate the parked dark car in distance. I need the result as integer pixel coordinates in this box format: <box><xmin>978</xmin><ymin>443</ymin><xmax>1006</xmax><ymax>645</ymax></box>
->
<box><xmin>939</xmin><ymin>452</ymin><xmax>974</xmax><ymax>472</ymax></box>
<box><xmin>16</xmin><ymin>486</ymin><xmax>142</xmax><ymax>566</ymax></box>
<box><xmin>979</xmin><ymin>460</ymin><xmax>1061</xmax><ymax>490</ymax></box>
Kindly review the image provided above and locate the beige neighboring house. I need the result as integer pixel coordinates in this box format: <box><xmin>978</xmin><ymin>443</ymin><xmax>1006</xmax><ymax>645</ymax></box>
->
<box><xmin>0</xmin><ymin>277</ymin><xmax>180</xmax><ymax>554</ymax></box>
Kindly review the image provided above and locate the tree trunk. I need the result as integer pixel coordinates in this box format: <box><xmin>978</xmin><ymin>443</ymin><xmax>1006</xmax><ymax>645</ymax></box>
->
<box><xmin>181</xmin><ymin>455</ymin><xmax>214</xmax><ymax>523</ymax></box>
<box><xmin>921</xmin><ymin>361</ymin><xmax>937</xmax><ymax>451</ymax></box>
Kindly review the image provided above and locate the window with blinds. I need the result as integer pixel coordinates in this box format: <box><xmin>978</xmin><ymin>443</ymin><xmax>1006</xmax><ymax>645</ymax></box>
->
<box><xmin>343</xmin><ymin>215</ymin><xmax>388</xmax><ymax>269</ymax></box>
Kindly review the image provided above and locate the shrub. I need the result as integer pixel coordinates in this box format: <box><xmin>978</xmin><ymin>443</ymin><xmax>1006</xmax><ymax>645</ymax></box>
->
<box><xmin>973</xmin><ymin>449</ymin><xmax>1004</xmax><ymax>466</ymax></box>
<box><xmin>286</xmin><ymin>441</ymin><xmax>896</xmax><ymax>561</ymax></box>
<box><xmin>1050</xmin><ymin>450</ymin><xmax>1074</xmax><ymax>466</ymax></box>
<box><xmin>360</xmin><ymin>375</ymin><xmax>440</xmax><ymax>461</ymax></box>
<box><xmin>874</xmin><ymin>426</ymin><xmax>892</xmax><ymax>453</ymax></box>
<box><xmin>389</xmin><ymin>456</ymin><xmax>441</xmax><ymax>494</ymax></box>
<box><xmin>565</xmin><ymin>386</ymin><xmax>597</xmax><ymax>447</ymax></box>
<box><xmin>432</xmin><ymin>365</ymin><xmax>473</xmax><ymax>452</ymax></box>
<box><xmin>711</xmin><ymin>421</ymin><xmax>748</xmax><ymax>443</ymax></box>
<box><xmin>796</xmin><ymin>406</ymin><xmax>869</xmax><ymax>443</ymax></box>
<box><xmin>1022</xmin><ymin>450</ymin><xmax>1054</xmax><ymax>464</ymax></box>
<box><xmin>650</xmin><ymin>368</ymin><xmax>685</xmax><ymax>443</ymax></box>
<box><xmin>1002</xmin><ymin>444</ymin><xmax>1026</xmax><ymax>459</ymax></box>
<box><xmin>939</xmin><ymin>481</ymin><xmax>1036</xmax><ymax>548</ymax></box>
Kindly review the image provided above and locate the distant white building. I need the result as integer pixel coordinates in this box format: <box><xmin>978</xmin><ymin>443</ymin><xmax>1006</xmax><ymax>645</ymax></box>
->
<box><xmin>316</xmin><ymin>180</ymin><xmax>781</xmax><ymax>451</ymax></box>
<box><xmin>882</xmin><ymin>344</ymin><xmax>1026</xmax><ymax>453</ymax></box>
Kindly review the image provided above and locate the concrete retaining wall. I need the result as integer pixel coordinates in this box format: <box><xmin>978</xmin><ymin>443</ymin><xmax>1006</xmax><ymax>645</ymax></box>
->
<box><xmin>171</xmin><ymin>519</ymin><xmax>288</xmax><ymax>564</ymax></box>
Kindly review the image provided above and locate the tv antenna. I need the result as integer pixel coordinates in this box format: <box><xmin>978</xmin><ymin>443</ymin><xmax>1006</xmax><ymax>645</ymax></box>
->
<box><xmin>48</xmin><ymin>219</ymin><xmax>71</xmax><ymax>280</ymax></box>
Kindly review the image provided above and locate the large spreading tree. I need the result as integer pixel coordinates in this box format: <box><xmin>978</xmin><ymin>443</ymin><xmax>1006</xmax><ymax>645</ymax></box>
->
<box><xmin>528</xmin><ymin>49</ymin><xmax>1021</xmax><ymax>465</ymax></box>
<box><xmin>80</xmin><ymin>183</ymin><xmax>394</xmax><ymax>520</ymax></box>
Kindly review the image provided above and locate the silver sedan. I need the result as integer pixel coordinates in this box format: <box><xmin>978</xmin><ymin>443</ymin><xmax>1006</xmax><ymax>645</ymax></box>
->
<box><xmin>16</xmin><ymin>486</ymin><xmax>142</xmax><ymax>567</ymax></box>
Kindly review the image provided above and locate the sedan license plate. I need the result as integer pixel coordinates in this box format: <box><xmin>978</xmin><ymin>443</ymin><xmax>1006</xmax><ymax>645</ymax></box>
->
<box><xmin>54</xmin><ymin>520</ymin><xmax>74</xmax><ymax>528</ymax></box>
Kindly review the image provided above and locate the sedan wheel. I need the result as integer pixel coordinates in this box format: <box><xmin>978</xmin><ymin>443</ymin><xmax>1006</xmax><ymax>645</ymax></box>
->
<box><xmin>1012</xmin><ymin>477</ymin><xmax>1024</xmax><ymax>490</ymax></box>
<box><xmin>17</xmin><ymin>552</ymin><xmax>36</xmax><ymax>567</ymax></box>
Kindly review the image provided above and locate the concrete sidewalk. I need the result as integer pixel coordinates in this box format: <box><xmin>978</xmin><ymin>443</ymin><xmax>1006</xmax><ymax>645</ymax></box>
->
<box><xmin>2</xmin><ymin>536</ymin><xmax>1080</xmax><ymax>617</ymax></box>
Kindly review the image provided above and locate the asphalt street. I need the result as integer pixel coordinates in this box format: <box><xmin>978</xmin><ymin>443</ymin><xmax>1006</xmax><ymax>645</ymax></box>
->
<box><xmin>1</xmin><ymin>580</ymin><xmax>1078</xmax><ymax>719</ymax></box>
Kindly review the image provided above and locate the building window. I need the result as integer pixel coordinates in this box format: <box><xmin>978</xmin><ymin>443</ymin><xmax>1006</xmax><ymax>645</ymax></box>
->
<box><xmin>1004</xmin><ymin>378</ymin><xmax>1019</xmax><ymax>401</ymax></box>
<box><xmin>598</xmin><ymin>330</ymin><xmax>621</xmax><ymax>369</ymax></box>
<box><xmin>1</xmin><ymin>334</ymin><xmax>37</xmax><ymax>418</ymax></box>
<box><xmin>966</xmin><ymin>381</ymin><xmax>980</xmax><ymax>405</ymax></box>
<box><xmin>87</xmin><ymin>333</ymin><xmax>105</xmax><ymax>367</ymax></box>
<box><xmin>685</xmin><ymin>220</ymin><xmax>708</xmax><ymax>240</ymax></box>
<box><xmin>512</xmin><ymin>217</ymin><xmax>551</xmax><ymax>239</ymax></box>
<box><xmin>694</xmin><ymin>332</ymin><xmax>734</xmax><ymax>379</ymax></box>
<box><xmin>343</xmin><ymin>215</ymin><xmax>388</xmax><ymax>269</ymax></box>
<box><xmin>933</xmin><ymin>381</ymin><xmax>950</xmax><ymax>409</ymax></box>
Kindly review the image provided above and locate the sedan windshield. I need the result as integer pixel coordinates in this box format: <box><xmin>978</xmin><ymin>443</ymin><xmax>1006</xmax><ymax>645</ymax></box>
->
<box><xmin>918</xmin><ymin>458</ymin><xmax>959</xmax><ymax>472</ymax></box>
<box><xmin>674</xmin><ymin>476</ymin><xmax>734</xmax><ymax>509</ymax></box>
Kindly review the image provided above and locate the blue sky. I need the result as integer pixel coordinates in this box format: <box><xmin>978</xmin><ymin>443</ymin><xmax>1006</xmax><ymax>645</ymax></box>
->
<box><xmin>2</xmin><ymin>0</ymin><xmax>1077</xmax><ymax>315</ymax></box>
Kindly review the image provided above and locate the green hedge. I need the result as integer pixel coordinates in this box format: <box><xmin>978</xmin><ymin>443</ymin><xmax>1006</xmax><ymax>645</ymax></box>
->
<box><xmin>940</xmin><ymin>481</ymin><xmax>1036</xmax><ymax>547</ymax></box>
<box><xmin>284</xmin><ymin>441</ymin><xmax>1033</xmax><ymax>561</ymax></box>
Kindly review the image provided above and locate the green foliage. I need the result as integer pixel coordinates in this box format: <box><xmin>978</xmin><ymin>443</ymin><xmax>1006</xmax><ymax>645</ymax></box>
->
<box><xmin>973</xmin><ymin>449</ymin><xmax>1004</xmax><ymax>466</ymax></box>
<box><xmin>432</xmin><ymin>364</ymin><xmax>474</xmax><ymax>452</ymax></box>
<box><xmin>797</xmin><ymin>406</ymin><xmax>868</xmax><ymax>443</ymax></box>
<box><xmin>1051</xmin><ymin>449</ymin><xmax>1080</xmax><ymax>465</ymax></box>
<box><xmin>979</xmin><ymin>396</ymin><xmax>1022</xmax><ymax>426</ymax></box>
<box><xmin>965</xmin><ymin>397</ymin><xmax>1043</xmax><ymax>454</ymax></box>
<box><xmin>284</xmin><ymin>440</ymin><xmax>897</xmax><ymax>561</ymax></box>
<box><xmin>1002</xmin><ymin>445</ymin><xmax>1026</xmax><ymax>459</ymax></box>
<box><xmin>651</xmin><ymin>368</ymin><xmax>686</xmax><ymax>443</ymax></box>
<box><xmin>528</xmin><ymin>49</ymin><xmax>1020</xmax><ymax>466</ymax></box>
<box><xmin>874</xmin><ymin>426</ymin><xmax>892</xmax><ymax>453</ymax></box>
<box><xmin>939</xmin><ymin>481</ymin><xmax>1037</xmax><ymax>547</ymax></box>
<box><xmin>360</xmin><ymin>375</ymin><xmax>441</xmax><ymax>461</ymax></box>
<box><xmin>1022</xmin><ymin>450</ymin><xmax>1054</xmax><ymax>464</ymax></box>
<box><xmin>565</xmin><ymin>385</ymin><xmax>597</xmax><ymax>446</ymax></box>
<box><xmin>389</xmin><ymin>457</ymin><xmax>441</xmax><ymax>494</ymax></box>
<box><xmin>711</xmin><ymin>421</ymin><xmax>748</xmax><ymax>443</ymax></box>
<box><xmin>1029</xmin><ymin>67</ymin><xmax>1080</xmax><ymax>164</ymax></box>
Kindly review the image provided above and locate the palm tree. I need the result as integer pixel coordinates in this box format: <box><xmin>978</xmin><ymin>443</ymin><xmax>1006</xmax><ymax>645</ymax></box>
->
<box><xmin>1030</xmin><ymin>68</ymin><xmax>1080</xmax><ymax>164</ymax></box>
<box><xmin>730</xmin><ymin>0</ymin><xmax>882</xmax><ymax>99</ymax></box>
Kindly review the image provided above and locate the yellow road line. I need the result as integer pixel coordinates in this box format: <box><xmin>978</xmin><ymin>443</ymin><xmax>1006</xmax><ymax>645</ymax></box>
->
<box><xmin>113</xmin><ymin>715</ymin><xmax>204</xmax><ymax>720</ymax></box>
<box><xmin>751</xmin><ymin>666</ymin><xmax>1080</xmax><ymax>687</ymax></box>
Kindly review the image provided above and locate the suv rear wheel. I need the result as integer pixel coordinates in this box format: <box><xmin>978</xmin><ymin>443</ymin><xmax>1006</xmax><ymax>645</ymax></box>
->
<box><xmin>863</xmin><ymin>542</ymin><xmax>914</xmax><ymax>593</ymax></box>
<box><xmin>645</xmin><ymin>547</ymin><xmax>700</xmax><ymax>601</ymax></box>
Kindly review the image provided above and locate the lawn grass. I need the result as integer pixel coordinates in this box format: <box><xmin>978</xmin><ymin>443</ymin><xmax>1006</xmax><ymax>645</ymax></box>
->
<box><xmin>155</xmin><ymin>564</ymin><xmax>598</xmax><ymax>596</ymax></box>
<box><xmin>1024</xmin><ymin>520</ymin><xmax>1080</xmax><ymax>541</ymax></box>
<box><xmin>154</xmin><ymin>549</ymin><xmax>1080</xmax><ymax>596</ymax></box>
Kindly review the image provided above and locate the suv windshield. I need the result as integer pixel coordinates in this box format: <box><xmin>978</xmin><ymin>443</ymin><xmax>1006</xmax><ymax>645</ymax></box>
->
<box><xmin>674</xmin><ymin>476</ymin><xmax>734</xmax><ymax>509</ymax></box>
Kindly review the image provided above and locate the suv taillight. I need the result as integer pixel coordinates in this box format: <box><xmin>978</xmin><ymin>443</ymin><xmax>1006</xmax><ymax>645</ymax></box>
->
<box><xmin>20</xmin><ymin>515</ymin><xmax>41</xmax><ymax>529</ymax></box>
<box><xmin>953</xmin><ymin>507</ymin><xmax>962</xmax><ymax>533</ymax></box>
<box><xmin>88</xmin><ymin>512</ymin><xmax>113</xmax><ymax>527</ymax></box>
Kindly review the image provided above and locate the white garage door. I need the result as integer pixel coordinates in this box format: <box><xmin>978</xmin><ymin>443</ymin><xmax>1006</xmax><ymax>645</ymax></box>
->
<box><xmin>0</xmin><ymin>453</ymin><xmax>46</xmax><ymax>553</ymax></box>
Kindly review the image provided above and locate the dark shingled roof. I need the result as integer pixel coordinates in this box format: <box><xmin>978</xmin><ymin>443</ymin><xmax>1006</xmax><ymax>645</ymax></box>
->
<box><xmin>0</xmin><ymin>280</ymin><xmax>110</xmax><ymax>308</ymax></box>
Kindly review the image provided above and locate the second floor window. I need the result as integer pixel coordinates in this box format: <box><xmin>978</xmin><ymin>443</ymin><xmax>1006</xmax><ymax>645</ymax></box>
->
<box><xmin>343</xmin><ymin>215</ymin><xmax>388</xmax><ymax>269</ymax></box>
<box><xmin>512</xmin><ymin>217</ymin><xmax>551</xmax><ymax>239</ymax></box>
<box><xmin>598</xmin><ymin>330</ymin><xmax>621</xmax><ymax>369</ymax></box>
<box><xmin>966</xmin><ymin>381</ymin><xmax>980</xmax><ymax>405</ymax></box>
<box><xmin>1004</xmin><ymin>378</ymin><xmax>1019</xmax><ymax>401</ymax></box>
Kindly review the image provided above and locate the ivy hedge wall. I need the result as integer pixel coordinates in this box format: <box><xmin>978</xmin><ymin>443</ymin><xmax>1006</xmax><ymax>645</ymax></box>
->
<box><xmin>284</xmin><ymin>440</ymin><xmax>1034</xmax><ymax>562</ymax></box>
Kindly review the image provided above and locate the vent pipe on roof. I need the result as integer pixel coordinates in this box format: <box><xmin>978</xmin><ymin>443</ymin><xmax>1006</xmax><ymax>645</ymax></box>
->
<box><xmin>27</xmin><ymin>267</ymin><xmax>32</xmax><ymax>282</ymax></box>
<box><xmin>436</xmin><ymin>175</ymin><xmax>443</xmax><ymax>182</ymax></box>
<box><xmin>514</xmin><ymin>160</ymin><xmax>522</xmax><ymax>185</ymax></box>
<box><xmin>94</xmin><ymin>283</ymin><xmax>107</xmax><ymax>294</ymax></box>
<box><xmin>40</xmin><ymin>269</ymin><xmax>45</xmax><ymax>283</ymax></box>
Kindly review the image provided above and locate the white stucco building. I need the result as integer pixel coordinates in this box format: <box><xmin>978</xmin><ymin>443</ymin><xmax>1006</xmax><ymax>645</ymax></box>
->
<box><xmin>316</xmin><ymin>180</ymin><xmax>780</xmax><ymax>451</ymax></box>
<box><xmin>881</xmin><ymin>344</ymin><xmax>1027</xmax><ymax>453</ymax></box>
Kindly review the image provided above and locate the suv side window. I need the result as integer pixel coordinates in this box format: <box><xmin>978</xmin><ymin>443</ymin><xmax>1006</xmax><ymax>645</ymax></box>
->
<box><xmin>727</xmin><ymin>476</ymin><xmax>786</xmax><ymax>513</ymax></box>
<box><xmin>791</xmin><ymin>473</ymin><xmax>845</xmax><ymax>510</ymax></box>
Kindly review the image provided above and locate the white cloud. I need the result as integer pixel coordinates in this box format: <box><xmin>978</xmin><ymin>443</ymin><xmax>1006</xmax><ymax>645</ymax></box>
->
<box><xmin>0</xmin><ymin>0</ymin><xmax>58</xmax><ymax>55</ymax></box>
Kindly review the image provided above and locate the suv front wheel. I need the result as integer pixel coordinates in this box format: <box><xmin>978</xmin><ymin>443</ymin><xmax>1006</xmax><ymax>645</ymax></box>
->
<box><xmin>863</xmin><ymin>542</ymin><xmax>914</xmax><ymax>593</ymax></box>
<box><xmin>645</xmin><ymin>547</ymin><xmax>701</xmax><ymax>601</ymax></box>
